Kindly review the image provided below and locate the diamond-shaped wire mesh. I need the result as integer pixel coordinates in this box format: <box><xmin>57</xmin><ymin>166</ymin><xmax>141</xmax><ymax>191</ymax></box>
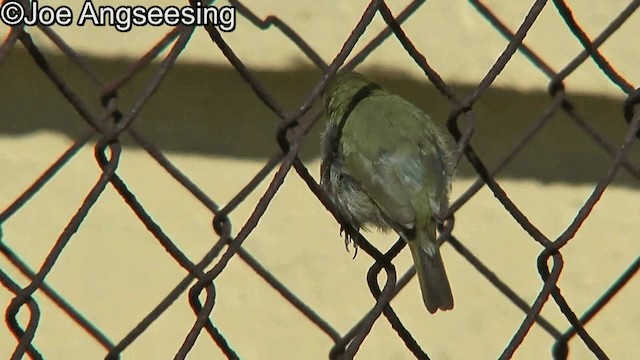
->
<box><xmin>1</xmin><ymin>0</ymin><xmax>639</xmax><ymax>359</ymax></box>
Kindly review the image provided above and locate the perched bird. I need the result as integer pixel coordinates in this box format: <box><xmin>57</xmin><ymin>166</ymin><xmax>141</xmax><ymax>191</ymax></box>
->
<box><xmin>320</xmin><ymin>71</ymin><xmax>455</xmax><ymax>313</ymax></box>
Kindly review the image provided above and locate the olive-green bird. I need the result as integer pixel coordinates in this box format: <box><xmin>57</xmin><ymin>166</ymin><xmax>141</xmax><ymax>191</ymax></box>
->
<box><xmin>320</xmin><ymin>71</ymin><xmax>455</xmax><ymax>313</ymax></box>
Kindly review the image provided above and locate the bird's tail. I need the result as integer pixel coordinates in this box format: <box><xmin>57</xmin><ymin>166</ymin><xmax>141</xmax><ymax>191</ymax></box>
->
<box><xmin>407</xmin><ymin>218</ymin><xmax>454</xmax><ymax>314</ymax></box>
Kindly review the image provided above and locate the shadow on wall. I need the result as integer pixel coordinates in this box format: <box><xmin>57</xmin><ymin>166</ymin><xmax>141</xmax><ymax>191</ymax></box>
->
<box><xmin>1</xmin><ymin>47</ymin><xmax>638</xmax><ymax>187</ymax></box>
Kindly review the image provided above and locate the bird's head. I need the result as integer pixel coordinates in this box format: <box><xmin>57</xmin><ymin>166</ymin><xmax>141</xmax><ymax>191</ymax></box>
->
<box><xmin>322</xmin><ymin>71</ymin><xmax>380</xmax><ymax>125</ymax></box>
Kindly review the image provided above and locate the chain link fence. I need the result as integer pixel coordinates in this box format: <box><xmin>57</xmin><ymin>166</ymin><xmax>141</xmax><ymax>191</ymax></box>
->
<box><xmin>1</xmin><ymin>0</ymin><xmax>639</xmax><ymax>359</ymax></box>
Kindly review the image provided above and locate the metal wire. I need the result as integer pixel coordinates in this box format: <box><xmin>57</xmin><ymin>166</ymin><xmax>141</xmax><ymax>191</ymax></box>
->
<box><xmin>1</xmin><ymin>0</ymin><xmax>638</xmax><ymax>359</ymax></box>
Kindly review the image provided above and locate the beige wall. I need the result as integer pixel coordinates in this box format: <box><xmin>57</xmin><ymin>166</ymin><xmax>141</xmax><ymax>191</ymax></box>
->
<box><xmin>1</xmin><ymin>1</ymin><xmax>639</xmax><ymax>359</ymax></box>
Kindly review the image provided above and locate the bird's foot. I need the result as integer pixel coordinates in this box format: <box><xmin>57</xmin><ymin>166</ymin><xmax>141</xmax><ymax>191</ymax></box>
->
<box><xmin>340</xmin><ymin>224</ymin><xmax>359</xmax><ymax>258</ymax></box>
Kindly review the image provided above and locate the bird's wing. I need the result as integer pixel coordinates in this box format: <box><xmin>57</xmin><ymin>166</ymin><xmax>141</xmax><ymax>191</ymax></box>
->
<box><xmin>340</xmin><ymin>94</ymin><xmax>450</xmax><ymax>227</ymax></box>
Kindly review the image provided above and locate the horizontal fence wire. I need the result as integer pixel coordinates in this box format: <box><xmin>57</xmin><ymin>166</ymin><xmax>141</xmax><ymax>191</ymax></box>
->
<box><xmin>1</xmin><ymin>0</ymin><xmax>639</xmax><ymax>359</ymax></box>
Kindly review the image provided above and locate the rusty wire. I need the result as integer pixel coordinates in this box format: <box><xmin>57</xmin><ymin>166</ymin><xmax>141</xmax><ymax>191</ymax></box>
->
<box><xmin>1</xmin><ymin>0</ymin><xmax>639</xmax><ymax>359</ymax></box>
